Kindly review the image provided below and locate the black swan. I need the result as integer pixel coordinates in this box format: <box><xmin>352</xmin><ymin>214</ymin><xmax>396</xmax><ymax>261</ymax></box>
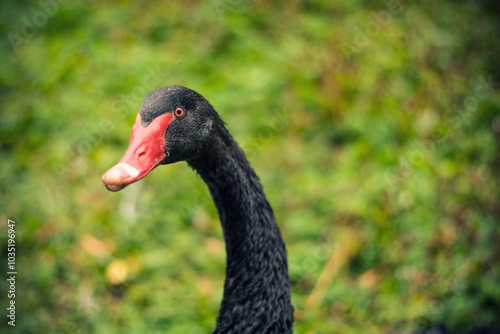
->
<box><xmin>102</xmin><ymin>85</ymin><xmax>294</xmax><ymax>333</ymax></box>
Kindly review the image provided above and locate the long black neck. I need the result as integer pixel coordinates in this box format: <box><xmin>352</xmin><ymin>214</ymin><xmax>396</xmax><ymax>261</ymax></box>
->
<box><xmin>188</xmin><ymin>120</ymin><xmax>293</xmax><ymax>334</ymax></box>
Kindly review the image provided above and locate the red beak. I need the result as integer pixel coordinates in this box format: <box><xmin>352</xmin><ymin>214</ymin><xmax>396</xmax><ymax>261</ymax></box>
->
<box><xmin>102</xmin><ymin>112</ymin><xmax>173</xmax><ymax>192</ymax></box>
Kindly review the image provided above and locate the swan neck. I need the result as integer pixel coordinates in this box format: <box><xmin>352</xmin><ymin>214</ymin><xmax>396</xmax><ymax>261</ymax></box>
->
<box><xmin>187</xmin><ymin>124</ymin><xmax>294</xmax><ymax>333</ymax></box>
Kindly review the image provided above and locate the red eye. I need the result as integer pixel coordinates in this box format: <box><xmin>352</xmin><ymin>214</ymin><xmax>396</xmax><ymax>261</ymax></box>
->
<box><xmin>174</xmin><ymin>107</ymin><xmax>185</xmax><ymax>118</ymax></box>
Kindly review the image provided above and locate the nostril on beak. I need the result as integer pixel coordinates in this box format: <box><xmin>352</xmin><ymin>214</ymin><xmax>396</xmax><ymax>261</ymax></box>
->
<box><xmin>138</xmin><ymin>151</ymin><xmax>146</xmax><ymax>159</ymax></box>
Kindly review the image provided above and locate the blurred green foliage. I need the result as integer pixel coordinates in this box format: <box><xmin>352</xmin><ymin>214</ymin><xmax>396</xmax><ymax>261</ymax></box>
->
<box><xmin>1</xmin><ymin>0</ymin><xmax>499</xmax><ymax>333</ymax></box>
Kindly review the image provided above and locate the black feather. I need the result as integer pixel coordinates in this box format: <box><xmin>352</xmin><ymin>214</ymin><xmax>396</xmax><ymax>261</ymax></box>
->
<box><xmin>189</xmin><ymin>116</ymin><xmax>293</xmax><ymax>334</ymax></box>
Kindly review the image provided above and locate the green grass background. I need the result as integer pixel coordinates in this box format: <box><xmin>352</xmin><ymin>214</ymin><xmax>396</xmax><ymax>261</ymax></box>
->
<box><xmin>1</xmin><ymin>1</ymin><xmax>499</xmax><ymax>333</ymax></box>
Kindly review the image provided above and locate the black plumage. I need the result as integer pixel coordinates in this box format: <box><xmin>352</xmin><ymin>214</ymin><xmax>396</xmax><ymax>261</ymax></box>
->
<box><xmin>188</xmin><ymin>109</ymin><xmax>293</xmax><ymax>334</ymax></box>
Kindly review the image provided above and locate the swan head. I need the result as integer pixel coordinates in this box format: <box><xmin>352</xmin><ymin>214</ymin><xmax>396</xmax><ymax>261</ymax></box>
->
<box><xmin>102</xmin><ymin>85</ymin><xmax>216</xmax><ymax>192</ymax></box>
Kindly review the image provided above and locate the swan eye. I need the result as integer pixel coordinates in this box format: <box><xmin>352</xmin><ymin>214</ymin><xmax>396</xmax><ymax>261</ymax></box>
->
<box><xmin>174</xmin><ymin>107</ymin><xmax>185</xmax><ymax>118</ymax></box>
